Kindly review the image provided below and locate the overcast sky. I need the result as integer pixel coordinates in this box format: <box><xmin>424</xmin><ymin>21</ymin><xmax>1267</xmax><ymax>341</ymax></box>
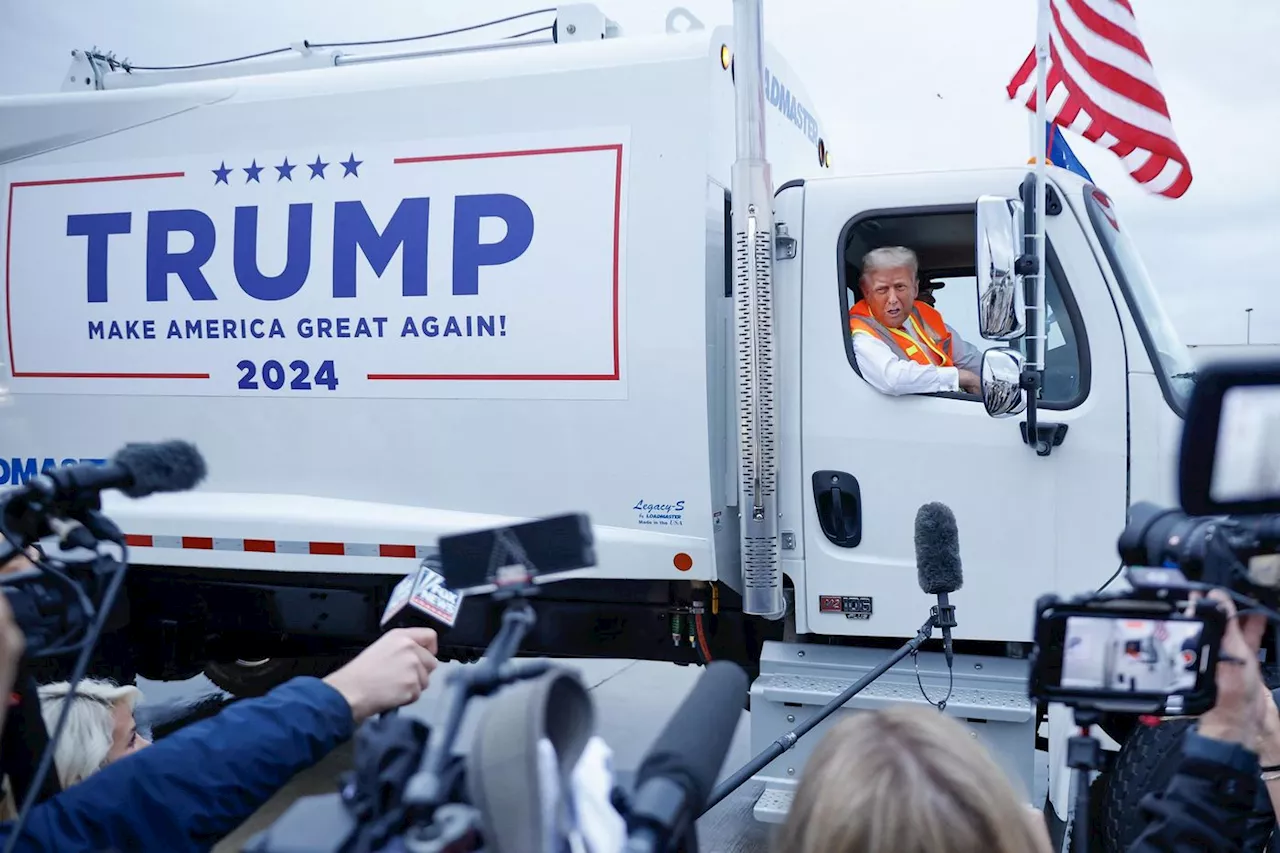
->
<box><xmin>1</xmin><ymin>0</ymin><xmax>1276</xmax><ymax>346</ymax></box>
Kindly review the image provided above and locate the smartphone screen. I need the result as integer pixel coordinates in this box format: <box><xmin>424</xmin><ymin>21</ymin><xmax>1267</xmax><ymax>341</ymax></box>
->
<box><xmin>1058</xmin><ymin>615</ymin><xmax>1208</xmax><ymax>695</ymax></box>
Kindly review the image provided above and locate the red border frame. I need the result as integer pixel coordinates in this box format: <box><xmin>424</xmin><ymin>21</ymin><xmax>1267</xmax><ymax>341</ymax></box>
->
<box><xmin>5</xmin><ymin>170</ymin><xmax>209</xmax><ymax>379</ymax></box>
<box><xmin>5</xmin><ymin>144</ymin><xmax>624</xmax><ymax>384</ymax></box>
<box><xmin>371</xmin><ymin>143</ymin><xmax>624</xmax><ymax>382</ymax></box>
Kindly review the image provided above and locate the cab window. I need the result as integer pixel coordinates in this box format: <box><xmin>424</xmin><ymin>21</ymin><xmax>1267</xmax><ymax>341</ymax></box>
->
<box><xmin>838</xmin><ymin>208</ymin><xmax>1089</xmax><ymax>408</ymax></box>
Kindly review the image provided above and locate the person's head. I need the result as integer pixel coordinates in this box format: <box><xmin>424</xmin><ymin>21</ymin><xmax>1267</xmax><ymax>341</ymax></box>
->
<box><xmin>859</xmin><ymin>246</ymin><xmax>919</xmax><ymax>328</ymax></box>
<box><xmin>775</xmin><ymin>705</ymin><xmax>1052</xmax><ymax>853</ymax></box>
<box><xmin>37</xmin><ymin>678</ymin><xmax>149</xmax><ymax>788</ymax></box>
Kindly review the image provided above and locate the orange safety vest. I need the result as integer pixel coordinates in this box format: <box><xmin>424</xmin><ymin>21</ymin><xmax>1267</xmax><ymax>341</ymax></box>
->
<box><xmin>848</xmin><ymin>299</ymin><xmax>955</xmax><ymax>367</ymax></box>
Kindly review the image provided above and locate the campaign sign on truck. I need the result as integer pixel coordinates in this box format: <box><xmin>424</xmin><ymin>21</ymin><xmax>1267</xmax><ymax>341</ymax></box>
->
<box><xmin>3</xmin><ymin>130</ymin><xmax>629</xmax><ymax>399</ymax></box>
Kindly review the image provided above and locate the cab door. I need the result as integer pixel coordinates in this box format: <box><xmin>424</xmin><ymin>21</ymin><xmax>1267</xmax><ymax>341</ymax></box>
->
<box><xmin>795</xmin><ymin>171</ymin><xmax>1129</xmax><ymax>643</ymax></box>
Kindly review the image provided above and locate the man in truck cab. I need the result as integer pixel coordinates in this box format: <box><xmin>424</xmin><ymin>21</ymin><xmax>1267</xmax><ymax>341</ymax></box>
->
<box><xmin>849</xmin><ymin>246</ymin><xmax>983</xmax><ymax>396</ymax></box>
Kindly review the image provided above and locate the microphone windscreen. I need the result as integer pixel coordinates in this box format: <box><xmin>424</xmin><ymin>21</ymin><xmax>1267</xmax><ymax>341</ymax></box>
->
<box><xmin>915</xmin><ymin>502</ymin><xmax>963</xmax><ymax>595</ymax></box>
<box><xmin>114</xmin><ymin>441</ymin><xmax>207</xmax><ymax>498</ymax></box>
<box><xmin>633</xmin><ymin>660</ymin><xmax>748</xmax><ymax>810</ymax></box>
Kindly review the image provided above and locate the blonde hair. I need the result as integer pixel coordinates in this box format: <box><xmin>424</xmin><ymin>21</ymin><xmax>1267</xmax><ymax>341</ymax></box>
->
<box><xmin>36</xmin><ymin>678</ymin><xmax>143</xmax><ymax>789</ymax></box>
<box><xmin>775</xmin><ymin>705</ymin><xmax>1047</xmax><ymax>853</ymax></box>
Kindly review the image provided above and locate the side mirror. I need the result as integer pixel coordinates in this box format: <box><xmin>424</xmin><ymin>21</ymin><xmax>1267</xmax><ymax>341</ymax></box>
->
<box><xmin>1179</xmin><ymin>359</ymin><xmax>1280</xmax><ymax>516</ymax></box>
<box><xmin>981</xmin><ymin>347</ymin><xmax>1027</xmax><ymax>418</ymax></box>
<box><xmin>975</xmin><ymin>196</ymin><xmax>1026</xmax><ymax>341</ymax></box>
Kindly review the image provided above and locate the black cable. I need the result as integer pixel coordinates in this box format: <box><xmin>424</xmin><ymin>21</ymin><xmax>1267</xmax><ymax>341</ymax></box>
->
<box><xmin>2</xmin><ymin>540</ymin><xmax>130</xmax><ymax>853</ymax></box>
<box><xmin>1096</xmin><ymin>563</ymin><xmax>1124</xmax><ymax>593</ymax></box>
<box><xmin>912</xmin><ymin>649</ymin><xmax>954</xmax><ymax>712</ymax></box>
<box><xmin>307</xmin><ymin>8</ymin><xmax>554</xmax><ymax>48</ymax></box>
<box><xmin>122</xmin><ymin>46</ymin><xmax>294</xmax><ymax>71</ymax></box>
<box><xmin>87</xmin><ymin>7</ymin><xmax>556</xmax><ymax>73</ymax></box>
<box><xmin>503</xmin><ymin>26</ymin><xmax>555</xmax><ymax>40</ymax></box>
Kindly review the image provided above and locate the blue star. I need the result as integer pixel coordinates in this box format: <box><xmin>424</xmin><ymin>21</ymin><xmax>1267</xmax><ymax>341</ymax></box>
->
<box><xmin>339</xmin><ymin>152</ymin><xmax>363</xmax><ymax>178</ymax></box>
<box><xmin>212</xmin><ymin>161</ymin><xmax>231</xmax><ymax>185</ymax></box>
<box><xmin>244</xmin><ymin>159</ymin><xmax>264</xmax><ymax>183</ymax></box>
<box><xmin>308</xmin><ymin>156</ymin><xmax>329</xmax><ymax>180</ymax></box>
<box><xmin>275</xmin><ymin>158</ymin><xmax>296</xmax><ymax>181</ymax></box>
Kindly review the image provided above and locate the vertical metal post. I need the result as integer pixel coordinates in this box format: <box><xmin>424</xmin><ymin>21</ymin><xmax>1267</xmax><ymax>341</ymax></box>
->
<box><xmin>1030</xmin><ymin>0</ymin><xmax>1051</xmax><ymax>372</ymax></box>
<box><xmin>731</xmin><ymin>0</ymin><xmax>783</xmax><ymax>620</ymax></box>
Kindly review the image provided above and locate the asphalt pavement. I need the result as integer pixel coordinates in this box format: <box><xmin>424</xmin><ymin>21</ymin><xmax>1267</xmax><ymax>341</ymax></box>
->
<box><xmin>132</xmin><ymin>657</ymin><xmax>1048</xmax><ymax>853</ymax></box>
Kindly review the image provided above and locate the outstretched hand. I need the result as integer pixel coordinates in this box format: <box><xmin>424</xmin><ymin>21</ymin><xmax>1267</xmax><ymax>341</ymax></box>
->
<box><xmin>1197</xmin><ymin>589</ymin><xmax>1269</xmax><ymax>748</ymax></box>
<box><xmin>324</xmin><ymin>628</ymin><xmax>440</xmax><ymax>724</ymax></box>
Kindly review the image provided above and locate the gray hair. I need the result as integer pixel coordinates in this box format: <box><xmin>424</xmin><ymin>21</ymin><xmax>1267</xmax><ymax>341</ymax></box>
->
<box><xmin>37</xmin><ymin>678</ymin><xmax>143</xmax><ymax>788</ymax></box>
<box><xmin>861</xmin><ymin>246</ymin><xmax>919</xmax><ymax>280</ymax></box>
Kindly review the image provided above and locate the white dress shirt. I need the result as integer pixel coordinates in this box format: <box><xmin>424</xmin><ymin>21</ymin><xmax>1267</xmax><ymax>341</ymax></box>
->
<box><xmin>852</xmin><ymin>320</ymin><xmax>983</xmax><ymax>396</ymax></box>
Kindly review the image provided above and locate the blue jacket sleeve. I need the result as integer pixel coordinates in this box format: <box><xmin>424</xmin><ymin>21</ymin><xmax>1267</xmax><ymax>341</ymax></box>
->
<box><xmin>0</xmin><ymin>675</ymin><xmax>354</xmax><ymax>853</ymax></box>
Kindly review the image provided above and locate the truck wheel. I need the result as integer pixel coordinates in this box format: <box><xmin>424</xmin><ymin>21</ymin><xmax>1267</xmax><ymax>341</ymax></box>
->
<box><xmin>204</xmin><ymin>656</ymin><xmax>346</xmax><ymax>698</ymax></box>
<box><xmin>1096</xmin><ymin>718</ymin><xmax>1188</xmax><ymax>852</ymax></box>
<box><xmin>1097</xmin><ymin>717</ymin><xmax>1276</xmax><ymax>851</ymax></box>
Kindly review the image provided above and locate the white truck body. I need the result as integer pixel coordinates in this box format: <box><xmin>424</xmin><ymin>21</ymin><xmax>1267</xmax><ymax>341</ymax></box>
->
<box><xmin>1</xmin><ymin>20</ymin><xmax>823</xmax><ymax>586</ymax></box>
<box><xmin>0</xmin><ymin>3</ymin><xmax>1203</xmax><ymax>838</ymax></box>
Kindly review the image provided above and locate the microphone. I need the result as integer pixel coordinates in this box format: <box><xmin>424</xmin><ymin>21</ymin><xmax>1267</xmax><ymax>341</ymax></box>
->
<box><xmin>624</xmin><ymin>660</ymin><xmax>748</xmax><ymax>853</ymax></box>
<box><xmin>915</xmin><ymin>502</ymin><xmax>963</xmax><ymax>669</ymax></box>
<box><xmin>20</xmin><ymin>441</ymin><xmax>207</xmax><ymax>503</ymax></box>
<box><xmin>379</xmin><ymin>558</ymin><xmax>463</xmax><ymax>630</ymax></box>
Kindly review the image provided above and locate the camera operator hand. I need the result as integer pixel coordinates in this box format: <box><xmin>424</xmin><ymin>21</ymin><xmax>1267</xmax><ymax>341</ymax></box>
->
<box><xmin>1195</xmin><ymin>589</ymin><xmax>1269</xmax><ymax>749</ymax></box>
<box><xmin>323</xmin><ymin>628</ymin><xmax>440</xmax><ymax>723</ymax></box>
<box><xmin>1128</xmin><ymin>589</ymin><xmax>1274</xmax><ymax>853</ymax></box>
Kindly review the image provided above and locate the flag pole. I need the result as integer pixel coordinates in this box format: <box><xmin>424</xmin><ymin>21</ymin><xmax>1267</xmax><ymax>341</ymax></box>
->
<box><xmin>1031</xmin><ymin>0</ymin><xmax>1050</xmax><ymax>372</ymax></box>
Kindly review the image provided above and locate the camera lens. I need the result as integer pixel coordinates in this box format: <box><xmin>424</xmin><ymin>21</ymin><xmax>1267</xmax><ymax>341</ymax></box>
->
<box><xmin>1118</xmin><ymin>502</ymin><xmax>1224</xmax><ymax>585</ymax></box>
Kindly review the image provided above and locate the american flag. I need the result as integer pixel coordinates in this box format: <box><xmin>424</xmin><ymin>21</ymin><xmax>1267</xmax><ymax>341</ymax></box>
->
<box><xmin>1006</xmin><ymin>0</ymin><xmax>1192</xmax><ymax>199</ymax></box>
<box><xmin>1153</xmin><ymin>620</ymin><xmax>1169</xmax><ymax>642</ymax></box>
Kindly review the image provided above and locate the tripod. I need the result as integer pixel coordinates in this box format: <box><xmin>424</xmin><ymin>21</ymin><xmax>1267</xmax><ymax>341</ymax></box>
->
<box><xmin>1066</xmin><ymin>708</ymin><xmax>1103</xmax><ymax>853</ymax></box>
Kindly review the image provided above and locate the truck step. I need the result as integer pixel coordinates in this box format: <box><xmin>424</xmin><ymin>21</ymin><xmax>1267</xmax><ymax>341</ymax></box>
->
<box><xmin>752</xmin><ymin>786</ymin><xmax>795</xmax><ymax>825</ymax></box>
<box><xmin>746</xmin><ymin>640</ymin><xmax>1036</xmax><ymax>824</ymax></box>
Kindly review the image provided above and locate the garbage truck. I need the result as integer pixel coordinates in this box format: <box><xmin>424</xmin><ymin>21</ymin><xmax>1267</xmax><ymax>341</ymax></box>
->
<box><xmin>0</xmin><ymin>2</ymin><xmax>1210</xmax><ymax>845</ymax></box>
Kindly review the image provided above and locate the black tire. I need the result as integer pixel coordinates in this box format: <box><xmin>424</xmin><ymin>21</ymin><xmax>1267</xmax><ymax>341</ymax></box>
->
<box><xmin>204</xmin><ymin>656</ymin><xmax>346</xmax><ymax>698</ymax></box>
<box><xmin>1096</xmin><ymin>718</ymin><xmax>1187</xmax><ymax>851</ymax></box>
<box><xmin>1098</xmin><ymin>717</ymin><xmax>1276</xmax><ymax>852</ymax></box>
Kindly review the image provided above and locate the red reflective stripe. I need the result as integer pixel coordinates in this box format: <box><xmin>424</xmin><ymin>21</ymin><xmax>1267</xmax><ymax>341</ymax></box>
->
<box><xmin>124</xmin><ymin>535</ymin><xmax>424</xmax><ymax>558</ymax></box>
<box><xmin>309</xmin><ymin>542</ymin><xmax>345</xmax><ymax>556</ymax></box>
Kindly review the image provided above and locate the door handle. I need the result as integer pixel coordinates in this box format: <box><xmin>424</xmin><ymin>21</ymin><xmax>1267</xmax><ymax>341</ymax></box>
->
<box><xmin>812</xmin><ymin>470</ymin><xmax>862</xmax><ymax>548</ymax></box>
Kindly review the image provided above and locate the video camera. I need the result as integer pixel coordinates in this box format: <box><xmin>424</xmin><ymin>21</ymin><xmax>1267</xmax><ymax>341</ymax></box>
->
<box><xmin>1025</xmin><ymin>358</ymin><xmax>1280</xmax><ymax>853</ymax></box>
<box><xmin>1028</xmin><ymin>359</ymin><xmax>1280</xmax><ymax>718</ymax></box>
<box><xmin>0</xmin><ymin>440</ymin><xmax>207</xmax><ymax>850</ymax></box>
<box><xmin>246</xmin><ymin>513</ymin><xmax>746</xmax><ymax>853</ymax></box>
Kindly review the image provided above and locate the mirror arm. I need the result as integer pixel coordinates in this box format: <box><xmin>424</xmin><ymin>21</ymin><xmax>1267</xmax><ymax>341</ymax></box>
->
<box><xmin>1018</xmin><ymin>370</ymin><xmax>1069</xmax><ymax>457</ymax></box>
<box><xmin>1020</xmin><ymin>371</ymin><xmax>1048</xmax><ymax>455</ymax></box>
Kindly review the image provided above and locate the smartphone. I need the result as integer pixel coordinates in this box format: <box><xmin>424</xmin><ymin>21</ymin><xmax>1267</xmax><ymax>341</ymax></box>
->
<box><xmin>1029</xmin><ymin>597</ymin><xmax>1226</xmax><ymax>715</ymax></box>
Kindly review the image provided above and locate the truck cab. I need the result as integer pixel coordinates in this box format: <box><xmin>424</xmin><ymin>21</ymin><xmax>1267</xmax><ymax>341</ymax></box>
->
<box><xmin>741</xmin><ymin>162</ymin><xmax>1196</xmax><ymax>832</ymax></box>
<box><xmin>778</xmin><ymin>164</ymin><xmax>1194</xmax><ymax>645</ymax></box>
